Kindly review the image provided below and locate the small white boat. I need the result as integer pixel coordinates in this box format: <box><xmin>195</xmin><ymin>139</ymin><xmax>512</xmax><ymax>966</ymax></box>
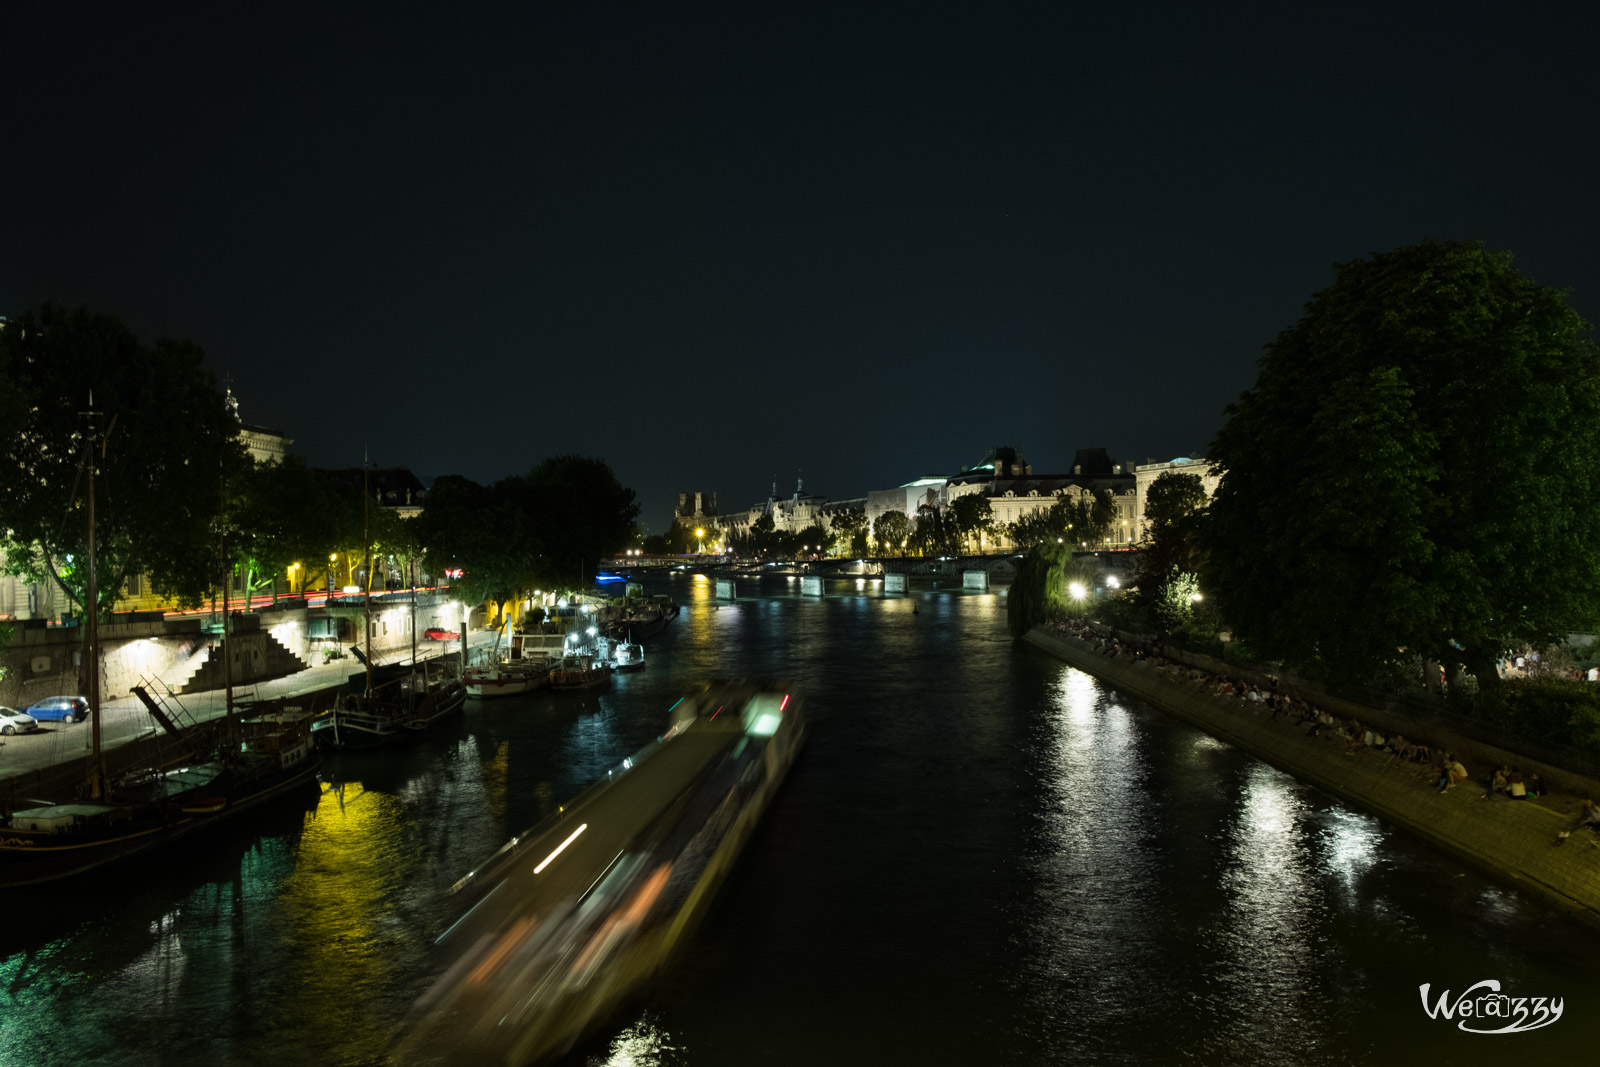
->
<box><xmin>612</xmin><ymin>641</ymin><xmax>645</xmax><ymax>672</ymax></box>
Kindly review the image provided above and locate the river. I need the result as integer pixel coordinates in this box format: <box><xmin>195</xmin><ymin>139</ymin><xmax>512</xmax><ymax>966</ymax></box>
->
<box><xmin>1</xmin><ymin>574</ymin><xmax>1595</xmax><ymax>1065</ymax></box>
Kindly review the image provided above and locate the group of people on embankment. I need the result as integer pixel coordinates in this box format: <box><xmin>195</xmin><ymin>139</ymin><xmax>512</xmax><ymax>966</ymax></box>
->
<box><xmin>1041</xmin><ymin>617</ymin><xmax>1600</xmax><ymax>846</ymax></box>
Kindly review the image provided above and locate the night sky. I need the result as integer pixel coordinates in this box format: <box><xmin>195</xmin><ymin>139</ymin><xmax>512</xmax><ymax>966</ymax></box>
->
<box><xmin>8</xmin><ymin>4</ymin><xmax>1598</xmax><ymax>531</ymax></box>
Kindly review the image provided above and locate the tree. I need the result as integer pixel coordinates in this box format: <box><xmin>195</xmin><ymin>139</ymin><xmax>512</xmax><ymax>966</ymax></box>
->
<box><xmin>524</xmin><ymin>455</ymin><xmax>640</xmax><ymax>590</ymax></box>
<box><xmin>660</xmin><ymin>520</ymin><xmax>693</xmax><ymax>555</ymax></box>
<box><xmin>1136</xmin><ymin>472</ymin><xmax>1208</xmax><ymax>608</ymax></box>
<box><xmin>0</xmin><ymin>304</ymin><xmax>246</xmax><ymax>614</ymax></box>
<box><xmin>913</xmin><ymin>504</ymin><xmax>955</xmax><ymax>556</ymax></box>
<box><xmin>794</xmin><ymin>523</ymin><xmax>833</xmax><ymax>558</ymax></box>
<box><xmin>1203</xmin><ymin>241</ymin><xmax>1600</xmax><ymax>688</ymax></box>
<box><xmin>1006</xmin><ymin>508</ymin><xmax>1059</xmax><ymax>552</ymax></box>
<box><xmin>873</xmin><ymin>510</ymin><xmax>911</xmax><ymax>556</ymax></box>
<box><xmin>826</xmin><ymin>510</ymin><xmax>867</xmax><ymax>556</ymax></box>
<box><xmin>747</xmin><ymin>512</ymin><xmax>777</xmax><ymax>557</ymax></box>
<box><xmin>948</xmin><ymin>494</ymin><xmax>998</xmax><ymax>553</ymax></box>
<box><xmin>231</xmin><ymin>455</ymin><xmax>345</xmax><ymax>599</ymax></box>
<box><xmin>1049</xmin><ymin>488</ymin><xmax>1117</xmax><ymax>549</ymax></box>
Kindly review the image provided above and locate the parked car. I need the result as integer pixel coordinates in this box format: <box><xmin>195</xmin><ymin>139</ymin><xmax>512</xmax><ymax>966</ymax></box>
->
<box><xmin>0</xmin><ymin>705</ymin><xmax>40</xmax><ymax>735</ymax></box>
<box><xmin>424</xmin><ymin>628</ymin><xmax>460</xmax><ymax>641</ymax></box>
<box><xmin>23</xmin><ymin>695</ymin><xmax>91</xmax><ymax>724</ymax></box>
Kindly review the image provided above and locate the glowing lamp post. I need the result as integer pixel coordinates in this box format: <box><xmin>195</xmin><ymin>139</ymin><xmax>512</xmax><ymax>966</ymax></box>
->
<box><xmin>696</xmin><ymin>528</ymin><xmax>705</xmax><ymax>555</ymax></box>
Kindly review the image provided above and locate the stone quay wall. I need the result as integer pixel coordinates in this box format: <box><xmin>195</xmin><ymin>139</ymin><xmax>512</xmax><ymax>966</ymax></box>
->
<box><xmin>1022</xmin><ymin>626</ymin><xmax>1600</xmax><ymax>930</ymax></box>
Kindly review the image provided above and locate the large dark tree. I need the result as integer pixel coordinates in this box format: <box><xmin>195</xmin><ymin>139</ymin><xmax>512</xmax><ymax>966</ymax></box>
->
<box><xmin>412</xmin><ymin>474</ymin><xmax>542</xmax><ymax>617</ymax></box>
<box><xmin>0</xmin><ymin>304</ymin><xmax>245</xmax><ymax>613</ymax></box>
<box><xmin>1204</xmin><ymin>241</ymin><xmax>1600</xmax><ymax>687</ymax></box>
<box><xmin>1138</xmin><ymin>472</ymin><xmax>1208</xmax><ymax>583</ymax></box>
<box><xmin>525</xmin><ymin>455</ymin><xmax>640</xmax><ymax>589</ymax></box>
<box><xmin>230</xmin><ymin>455</ymin><xmax>347</xmax><ymax>598</ymax></box>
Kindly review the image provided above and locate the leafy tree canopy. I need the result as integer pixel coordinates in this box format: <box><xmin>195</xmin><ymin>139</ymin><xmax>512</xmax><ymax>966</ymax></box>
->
<box><xmin>1136</xmin><ymin>472</ymin><xmax>1208</xmax><ymax>592</ymax></box>
<box><xmin>825</xmin><ymin>510</ymin><xmax>867</xmax><ymax>556</ymax></box>
<box><xmin>948</xmin><ymin>493</ymin><xmax>998</xmax><ymax>550</ymax></box>
<box><xmin>1203</xmin><ymin>240</ymin><xmax>1600</xmax><ymax>686</ymax></box>
<box><xmin>0</xmin><ymin>304</ymin><xmax>245</xmax><ymax>613</ymax></box>
<box><xmin>873</xmin><ymin>509</ymin><xmax>911</xmax><ymax>555</ymax></box>
<box><xmin>525</xmin><ymin>454</ymin><xmax>640</xmax><ymax>589</ymax></box>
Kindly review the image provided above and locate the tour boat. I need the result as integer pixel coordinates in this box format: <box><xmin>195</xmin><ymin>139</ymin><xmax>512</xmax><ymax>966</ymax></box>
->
<box><xmin>400</xmin><ymin>681</ymin><xmax>806</xmax><ymax>1065</ymax></box>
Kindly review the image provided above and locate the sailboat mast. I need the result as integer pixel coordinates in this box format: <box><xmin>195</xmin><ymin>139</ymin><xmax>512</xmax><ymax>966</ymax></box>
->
<box><xmin>84</xmin><ymin>403</ymin><xmax>104</xmax><ymax>800</ymax></box>
<box><xmin>221</xmin><ymin>472</ymin><xmax>236</xmax><ymax>744</ymax></box>
<box><xmin>363</xmin><ymin>460</ymin><xmax>372</xmax><ymax>697</ymax></box>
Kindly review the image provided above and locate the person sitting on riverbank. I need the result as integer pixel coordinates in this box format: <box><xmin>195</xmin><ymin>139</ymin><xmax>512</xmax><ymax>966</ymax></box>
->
<box><xmin>1482</xmin><ymin>766</ymin><xmax>1509</xmax><ymax>799</ymax></box>
<box><xmin>1432</xmin><ymin>756</ymin><xmax>1451</xmax><ymax>791</ymax></box>
<box><xmin>1508</xmin><ymin>773</ymin><xmax>1528</xmax><ymax>800</ymax></box>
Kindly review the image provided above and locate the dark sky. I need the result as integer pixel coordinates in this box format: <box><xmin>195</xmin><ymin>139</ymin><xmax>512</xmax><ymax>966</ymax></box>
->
<box><xmin>7</xmin><ymin>3</ymin><xmax>1597</xmax><ymax>531</ymax></box>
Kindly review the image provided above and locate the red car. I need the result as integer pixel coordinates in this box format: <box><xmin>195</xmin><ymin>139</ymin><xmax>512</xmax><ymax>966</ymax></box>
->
<box><xmin>424</xmin><ymin>627</ymin><xmax>460</xmax><ymax>641</ymax></box>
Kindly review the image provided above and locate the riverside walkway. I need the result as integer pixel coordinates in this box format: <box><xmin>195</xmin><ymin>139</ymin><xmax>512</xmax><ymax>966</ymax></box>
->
<box><xmin>0</xmin><ymin>630</ymin><xmax>502</xmax><ymax>786</ymax></box>
<box><xmin>1024</xmin><ymin>625</ymin><xmax>1600</xmax><ymax>929</ymax></box>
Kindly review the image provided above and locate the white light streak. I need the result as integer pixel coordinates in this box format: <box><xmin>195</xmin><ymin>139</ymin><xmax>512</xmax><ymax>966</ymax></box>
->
<box><xmin>533</xmin><ymin>823</ymin><xmax>589</xmax><ymax>874</ymax></box>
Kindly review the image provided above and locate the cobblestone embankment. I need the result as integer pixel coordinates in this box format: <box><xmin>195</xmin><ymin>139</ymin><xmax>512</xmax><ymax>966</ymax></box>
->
<box><xmin>1022</xmin><ymin>626</ymin><xmax>1600</xmax><ymax>930</ymax></box>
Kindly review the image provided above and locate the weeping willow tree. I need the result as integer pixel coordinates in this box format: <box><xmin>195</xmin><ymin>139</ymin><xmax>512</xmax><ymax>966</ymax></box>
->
<box><xmin>1009</xmin><ymin>544</ymin><xmax>1113</xmax><ymax>637</ymax></box>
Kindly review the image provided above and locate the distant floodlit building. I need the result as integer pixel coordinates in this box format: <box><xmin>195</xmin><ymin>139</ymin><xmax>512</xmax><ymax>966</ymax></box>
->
<box><xmin>1133</xmin><ymin>457</ymin><xmax>1220</xmax><ymax>541</ymax></box>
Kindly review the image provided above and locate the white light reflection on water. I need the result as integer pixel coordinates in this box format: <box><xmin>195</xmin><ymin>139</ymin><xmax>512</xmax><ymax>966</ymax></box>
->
<box><xmin>583</xmin><ymin>1011</ymin><xmax>676</xmax><ymax>1066</ymax></box>
<box><xmin>1021</xmin><ymin>666</ymin><xmax>1165</xmax><ymax>1061</ymax></box>
<box><xmin>1204</xmin><ymin>763</ymin><xmax>1323</xmax><ymax>1063</ymax></box>
<box><xmin>1321</xmin><ymin>806</ymin><xmax>1383</xmax><ymax>908</ymax></box>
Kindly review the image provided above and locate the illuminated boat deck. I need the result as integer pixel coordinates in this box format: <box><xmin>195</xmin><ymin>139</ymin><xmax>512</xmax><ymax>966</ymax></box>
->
<box><xmin>402</xmin><ymin>684</ymin><xmax>803</xmax><ymax>1066</ymax></box>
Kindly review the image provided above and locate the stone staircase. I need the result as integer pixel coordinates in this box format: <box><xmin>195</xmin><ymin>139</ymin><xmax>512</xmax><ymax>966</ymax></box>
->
<box><xmin>175</xmin><ymin>631</ymin><xmax>309</xmax><ymax>694</ymax></box>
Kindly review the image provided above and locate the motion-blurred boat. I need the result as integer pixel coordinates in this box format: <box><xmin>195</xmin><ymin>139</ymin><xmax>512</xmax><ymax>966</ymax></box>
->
<box><xmin>398</xmin><ymin>680</ymin><xmax>805</xmax><ymax>1065</ymax></box>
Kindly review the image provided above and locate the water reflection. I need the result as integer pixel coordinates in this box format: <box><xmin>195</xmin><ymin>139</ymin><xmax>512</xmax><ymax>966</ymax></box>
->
<box><xmin>2</xmin><ymin>579</ymin><xmax>1597</xmax><ymax>1066</ymax></box>
<box><xmin>1204</xmin><ymin>764</ymin><xmax>1320</xmax><ymax>1062</ymax></box>
<box><xmin>1023</xmin><ymin>666</ymin><xmax>1164</xmax><ymax>1062</ymax></box>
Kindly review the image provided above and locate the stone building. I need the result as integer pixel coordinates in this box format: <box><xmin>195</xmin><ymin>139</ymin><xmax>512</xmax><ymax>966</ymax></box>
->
<box><xmin>1132</xmin><ymin>457</ymin><xmax>1221</xmax><ymax>542</ymax></box>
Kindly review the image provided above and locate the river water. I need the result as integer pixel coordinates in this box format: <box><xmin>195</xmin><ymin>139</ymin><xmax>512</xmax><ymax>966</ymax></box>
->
<box><xmin>1</xmin><ymin>575</ymin><xmax>1595</xmax><ymax>1065</ymax></box>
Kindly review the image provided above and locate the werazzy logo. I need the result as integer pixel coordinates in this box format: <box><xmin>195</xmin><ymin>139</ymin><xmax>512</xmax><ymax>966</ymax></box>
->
<box><xmin>1420</xmin><ymin>980</ymin><xmax>1562</xmax><ymax>1034</ymax></box>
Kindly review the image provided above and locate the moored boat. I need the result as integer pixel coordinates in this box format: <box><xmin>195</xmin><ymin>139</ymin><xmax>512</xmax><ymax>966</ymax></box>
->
<box><xmin>612</xmin><ymin>640</ymin><xmax>645</xmax><ymax>672</ymax></box>
<box><xmin>313</xmin><ymin>667</ymin><xmax>466</xmax><ymax>748</ymax></box>
<box><xmin>549</xmin><ymin>652</ymin><xmax>610</xmax><ymax>690</ymax></box>
<box><xmin>0</xmin><ymin>411</ymin><xmax>322</xmax><ymax>889</ymax></box>
<box><xmin>464</xmin><ymin>658</ymin><xmax>553</xmax><ymax>698</ymax></box>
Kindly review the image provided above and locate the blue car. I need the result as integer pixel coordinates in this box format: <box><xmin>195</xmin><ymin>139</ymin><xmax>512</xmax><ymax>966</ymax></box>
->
<box><xmin>24</xmin><ymin>695</ymin><xmax>91</xmax><ymax>724</ymax></box>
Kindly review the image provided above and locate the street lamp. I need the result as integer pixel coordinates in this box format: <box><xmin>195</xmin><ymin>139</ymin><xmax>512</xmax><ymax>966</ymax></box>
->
<box><xmin>328</xmin><ymin>554</ymin><xmax>337</xmax><ymax>600</ymax></box>
<box><xmin>696</xmin><ymin>528</ymin><xmax>705</xmax><ymax>555</ymax></box>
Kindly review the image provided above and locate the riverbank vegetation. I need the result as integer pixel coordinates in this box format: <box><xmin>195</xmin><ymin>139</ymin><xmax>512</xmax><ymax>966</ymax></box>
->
<box><xmin>1014</xmin><ymin>241</ymin><xmax>1600</xmax><ymax>763</ymax></box>
<box><xmin>0</xmin><ymin>304</ymin><xmax>642</xmax><ymax>625</ymax></box>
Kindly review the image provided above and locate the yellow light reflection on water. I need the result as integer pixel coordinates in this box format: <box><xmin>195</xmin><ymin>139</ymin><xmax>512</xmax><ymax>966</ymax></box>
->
<box><xmin>269</xmin><ymin>782</ymin><xmax>425</xmax><ymax>1060</ymax></box>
